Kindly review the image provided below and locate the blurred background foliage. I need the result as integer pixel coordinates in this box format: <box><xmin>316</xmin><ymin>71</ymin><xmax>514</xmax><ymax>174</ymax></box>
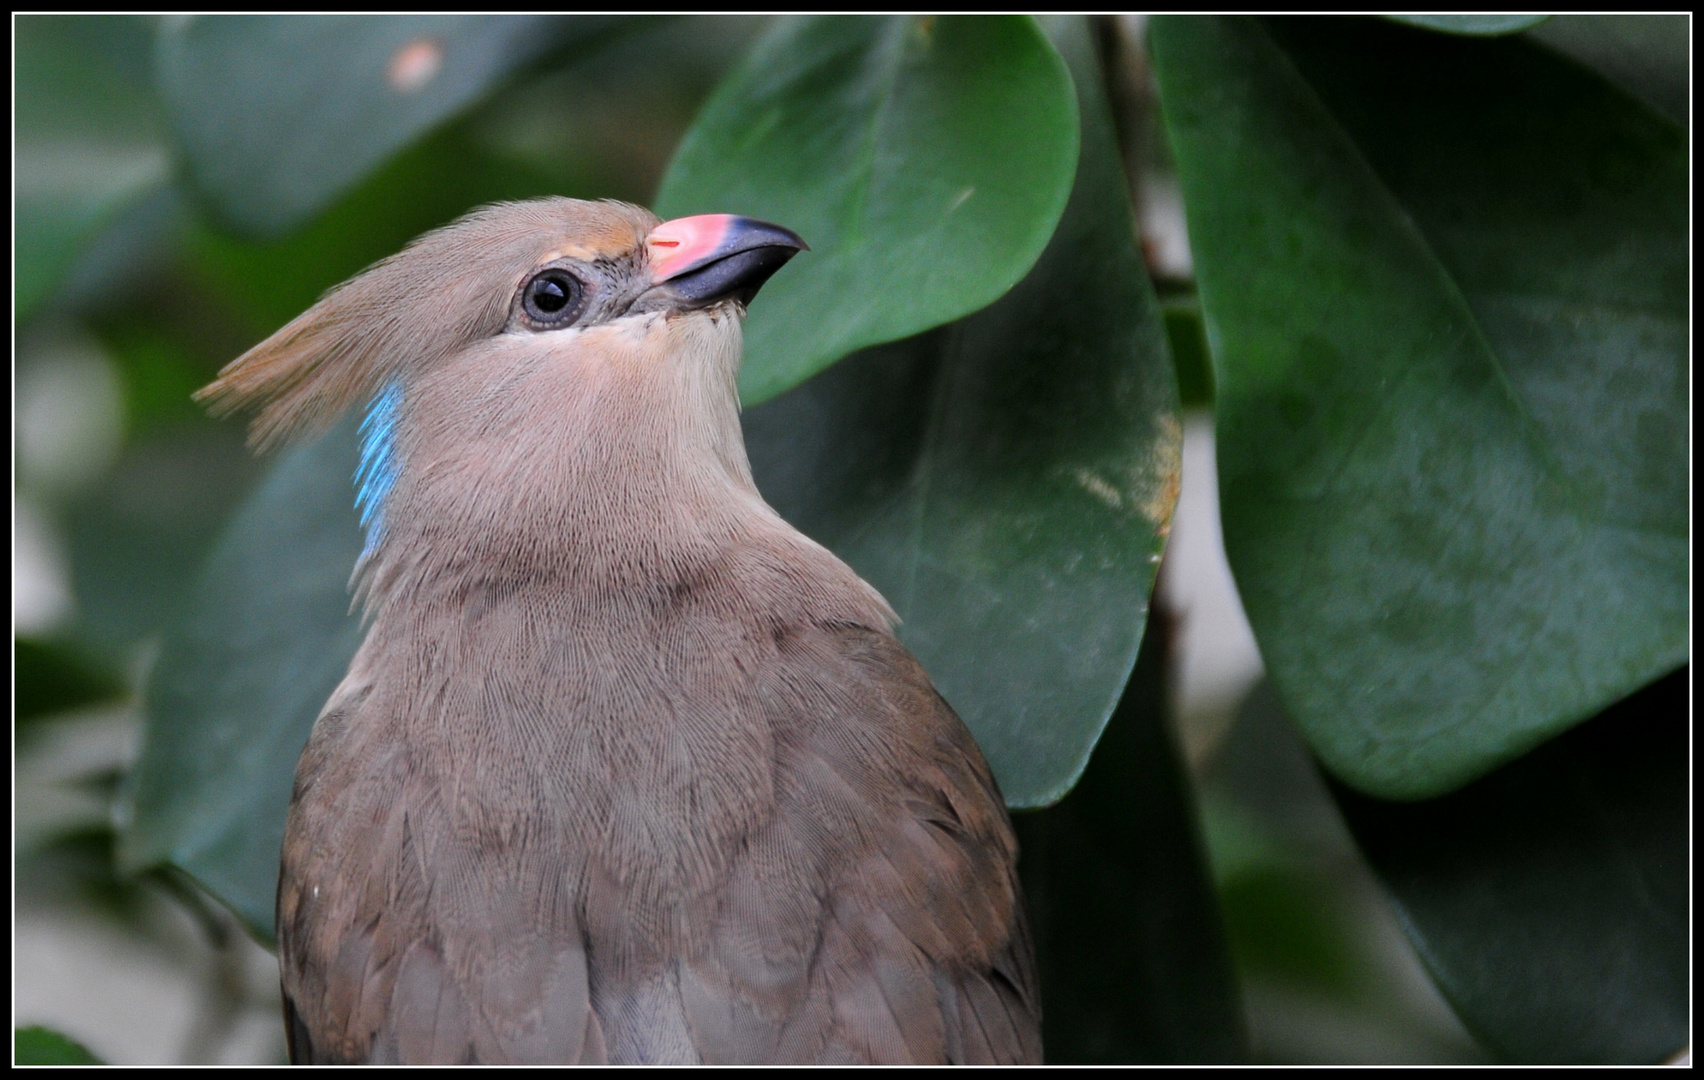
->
<box><xmin>13</xmin><ymin>14</ymin><xmax>1689</xmax><ymax>1065</ymax></box>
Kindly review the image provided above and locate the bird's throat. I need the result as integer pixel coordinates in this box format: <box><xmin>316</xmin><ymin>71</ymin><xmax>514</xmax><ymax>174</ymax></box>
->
<box><xmin>351</xmin><ymin>311</ymin><xmax>760</xmax><ymax>611</ymax></box>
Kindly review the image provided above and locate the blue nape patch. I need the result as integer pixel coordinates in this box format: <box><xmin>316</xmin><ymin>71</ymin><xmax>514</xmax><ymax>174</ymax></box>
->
<box><xmin>355</xmin><ymin>381</ymin><xmax>402</xmax><ymax>555</ymax></box>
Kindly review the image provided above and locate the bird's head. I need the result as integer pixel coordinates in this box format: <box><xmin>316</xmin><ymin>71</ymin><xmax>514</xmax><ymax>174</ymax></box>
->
<box><xmin>197</xmin><ymin>198</ymin><xmax>806</xmax><ymax>449</ymax></box>
<box><xmin>196</xmin><ymin>198</ymin><xmax>806</xmax><ymax>576</ymax></box>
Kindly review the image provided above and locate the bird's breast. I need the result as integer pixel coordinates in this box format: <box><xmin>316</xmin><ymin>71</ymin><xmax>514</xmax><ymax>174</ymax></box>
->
<box><xmin>328</xmin><ymin>561</ymin><xmax>789</xmax><ymax>899</ymax></box>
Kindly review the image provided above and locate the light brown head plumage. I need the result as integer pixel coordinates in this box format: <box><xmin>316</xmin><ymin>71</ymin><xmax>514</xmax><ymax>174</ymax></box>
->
<box><xmin>195</xmin><ymin>199</ymin><xmax>662</xmax><ymax>449</ymax></box>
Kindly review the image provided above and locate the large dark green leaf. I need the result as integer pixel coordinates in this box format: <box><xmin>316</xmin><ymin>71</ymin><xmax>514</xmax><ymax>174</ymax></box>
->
<box><xmin>157</xmin><ymin>14</ymin><xmax>635</xmax><ymax>237</ymax></box>
<box><xmin>1016</xmin><ymin>608</ymin><xmax>1244</xmax><ymax>1062</ymax></box>
<box><xmin>656</xmin><ymin>15</ymin><xmax>1079</xmax><ymax>404</ymax></box>
<box><xmin>63</xmin><ymin>421</ymin><xmax>265</xmax><ymax>662</ymax></box>
<box><xmin>15</xmin><ymin>15</ymin><xmax>167</xmax><ymax>319</ymax></box>
<box><xmin>118</xmin><ymin>418</ymin><xmax>364</xmax><ymax>938</ymax></box>
<box><xmin>1333</xmin><ymin>667</ymin><xmax>1689</xmax><ymax>1063</ymax></box>
<box><xmin>1151</xmin><ymin>17</ymin><xmax>1687</xmax><ymax>798</ymax></box>
<box><xmin>744</xmin><ymin>15</ymin><xmax>1178</xmax><ymax>806</ymax></box>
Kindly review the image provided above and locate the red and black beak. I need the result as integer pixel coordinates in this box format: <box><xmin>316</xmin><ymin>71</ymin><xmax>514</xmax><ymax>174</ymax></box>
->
<box><xmin>646</xmin><ymin>214</ymin><xmax>808</xmax><ymax>308</ymax></box>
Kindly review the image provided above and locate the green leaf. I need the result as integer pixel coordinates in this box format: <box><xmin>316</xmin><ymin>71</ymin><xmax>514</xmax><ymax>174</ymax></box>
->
<box><xmin>743</xmin><ymin>14</ymin><xmax>1178</xmax><ymax>806</ymax></box>
<box><xmin>15</xmin><ymin>1025</ymin><xmax>104</xmax><ymax>1065</ymax></box>
<box><xmin>64</xmin><ymin>422</ymin><xmax>265</xmax><ymax>661</ymax></box>
<box><xmin>1382</xmin><ymin>14</ymin><xmax>1548</xmax><ymax>36</ymax></box>
<box><xmin>1332</xmin><ymin>667</ymin><xmax>1688</xmax><ymax>1063</ymax></box>
<box><xmin>656</xmin><ymin>15</ymin><xmax>1079</xmax><ymax>405</ymax></box>
<box><xmin>15</xmin><ymin>15</ymin><xmax>168</xmax><ymax>319</ymax></box>
<box><xmin>118</xmin><ymin>418</ymin><xmax>365</xmax><ymax>938</ymax></box>
<box><xmin>1151</xmin><ymin>16</ymin><xmax>1687</xmax><ymax>798</ymax></box>
<box><xmin>1160</xmin><ymin>296</ymin><xmax>1214</xmax><ymax>406</ymax></box>
<box><xmin>1015</xmin><ymin>608</ymin><xmax>1245</xmax><ymax>1062</ymax></box>
<box><xmin>14</xmin><ymin>638</ymin><xmax>127</xmax><ymax>725</ymax></box>
<box><xmin>157</xmin><ymin>14</ymin><xmax>636</xmax><ymax>238</ymax></box>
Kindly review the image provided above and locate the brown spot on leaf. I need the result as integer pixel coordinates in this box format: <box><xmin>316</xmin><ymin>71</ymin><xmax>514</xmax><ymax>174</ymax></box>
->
<box><xmin>1142</xmin><ymin>413</ymin><xmax>1183</xmax><ymax>536</ymax></box>
<box><xmin>1060</xmin><ymin>414</ymin><xmax>1183</xmax><ymax>535</ymax></box>
<box><xmin>387</xmin><ymin>37</ymin><xmax>443</xmax><ymax>94</ymax></box>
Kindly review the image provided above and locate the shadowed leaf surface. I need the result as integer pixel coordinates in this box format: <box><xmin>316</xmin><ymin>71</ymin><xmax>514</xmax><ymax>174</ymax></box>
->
<box><xmin>119</xmin><ymin>419</ymin><xmax>365</xmax><ymax>938</ymax></box>
<box><xmin>657</xmin><ymin>15</ymin><xmax>1079</xmax><ymax>404</ymax></box>
<box><xmin>1151</xmin><ymin>16</ymin><xmax>1687</xmax><ymax>798</ymax></box>
<box><xmin>64</xmin><ymin>423</ymin><xmax>264</xmax><ymax>662</ymax></box>
<box><xmin>158</xmin><ymin>14</ymin><xmax>636</xmax><ymax>237</ymax></box>
<box><xmin>1333</xmin><ymin>667</ymin><xmax>1689</xmax><ymax>1064</ymax></box>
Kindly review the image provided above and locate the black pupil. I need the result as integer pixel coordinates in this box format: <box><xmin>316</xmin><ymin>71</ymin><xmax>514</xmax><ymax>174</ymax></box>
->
<box><xmin>533</xmin><ymin>276</ymin><xmax>570</xmax><ymax>313</ymax></box>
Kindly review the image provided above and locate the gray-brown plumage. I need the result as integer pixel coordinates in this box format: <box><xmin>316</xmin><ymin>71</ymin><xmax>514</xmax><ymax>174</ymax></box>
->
<box><xmin>198</xmin><ymin>198</ymin><xmax>1041</xmax><ymax>1064</ymax></box>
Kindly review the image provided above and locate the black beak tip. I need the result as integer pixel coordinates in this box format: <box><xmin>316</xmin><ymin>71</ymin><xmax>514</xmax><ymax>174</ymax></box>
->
<box><xmin>664</xmin><ymin>218</ymin><xmax>809</xmax><ymax>308</ymax></box>
<box><xmin>734</xmin><ymin>217</ymin><xmax>809</xmax><ymax>255</ymax></box>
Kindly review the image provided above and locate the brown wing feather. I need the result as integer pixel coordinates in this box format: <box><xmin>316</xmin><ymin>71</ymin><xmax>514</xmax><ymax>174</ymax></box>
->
<box><xmin>278</xmin><ymin>674</ymin><xmax>610</xmax><ymax>1065</ymax></box>
<box><xmin>679</xmin><ymin>623</ymin><xmax>1042</xmax><ymax>1064</ymax></box>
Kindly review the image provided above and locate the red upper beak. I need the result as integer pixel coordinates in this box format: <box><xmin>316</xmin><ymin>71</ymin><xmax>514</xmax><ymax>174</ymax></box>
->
<box><xmin>646</xmin><ymin>214</ymin><xmax>808</xmax><ymax>307</ymax></box>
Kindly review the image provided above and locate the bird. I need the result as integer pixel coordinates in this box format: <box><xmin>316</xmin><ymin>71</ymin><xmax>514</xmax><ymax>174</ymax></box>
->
<box><xmin>196</xmin><ymin>197</ymin><xmax>1041</xmax><ymax>1065</ymax></box>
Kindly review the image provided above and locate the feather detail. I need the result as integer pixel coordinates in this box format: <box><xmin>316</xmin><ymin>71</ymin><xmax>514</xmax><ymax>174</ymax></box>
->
<box><xmin>355</xmin><ymin>380</ymin><xmax>404</xmax><ymax>556</ymax></box>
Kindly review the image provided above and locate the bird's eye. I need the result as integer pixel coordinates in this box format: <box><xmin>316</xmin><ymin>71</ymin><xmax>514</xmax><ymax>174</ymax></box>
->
<box><xmin>520</xmin><ymin>269</ymin><xmax>586</xmax><ymax>328</ymax></box>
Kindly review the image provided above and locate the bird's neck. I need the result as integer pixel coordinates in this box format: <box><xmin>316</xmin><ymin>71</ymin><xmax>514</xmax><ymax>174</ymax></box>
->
<box><xmin>355</xmin><ymin>311</ymin><xmax>764</xmax><ymax>613</ymax></box>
